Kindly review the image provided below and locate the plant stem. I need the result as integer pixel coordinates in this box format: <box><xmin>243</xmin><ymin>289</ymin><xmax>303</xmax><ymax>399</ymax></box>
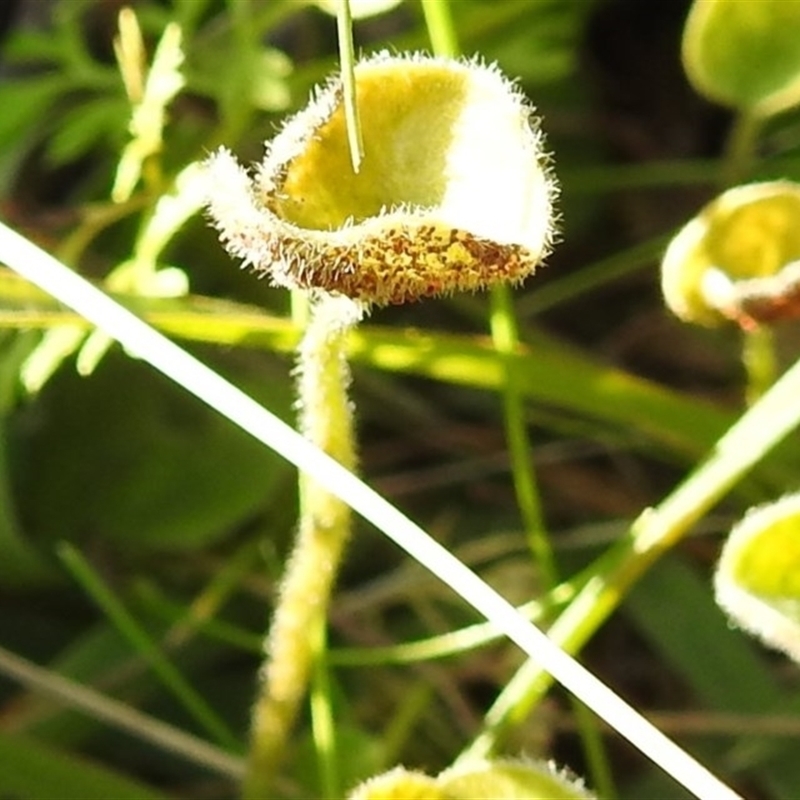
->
<box><xmin>310</xmin><ymin>620</ymin><xmax>339</xmax><ymax>799</ymax></box>
<box><xmin>721</xmin><ymin>111</ymin><xmax>777</xmax><ymax>402</ymax></box>
<box><xmin>243</xmin><ymin>294</ymin><xmax>361</xmax><ymax>799</ymax></box>
<box><xmin>420</xmin><ymin>0</ymin><xmax>458</xmax><ymax>59</ymax></box>
<box><xmin>420</xmin><ymin>0</ymin><xmax>610</xmax><ymax>787</ymax></box>
<box><xmin>489</xmin><ymin>287</ymin><xmax>557</xmax><ymax>584</ymax></box>
<box><xmin>424</xmin><ymin>0</ymin><xmax>556</xmax><ymax>629</ymax></box>
<box><xmin>721</xmin><ymin>111</ymin><xmax>761</xmax><ymax>189</ymax></box>
<box><xmin>488</xmin><ymin>223</ymin><xmax>615</xmax><ymax>800</ymax></box>
<box><xmin>742</xmin><ymin>325</ymin><xmax>776</xmax><ymax>404</ymax></box>
<box><xmin>0</xmin><ymin>644</ymin><xmax>244</xmax><ymax>781</ymax></box>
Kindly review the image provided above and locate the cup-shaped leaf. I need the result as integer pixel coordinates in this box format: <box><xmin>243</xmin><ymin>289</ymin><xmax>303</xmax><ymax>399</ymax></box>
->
<box><xmin>346</xmin><ymin>767</ymin><xmax>444</xmax><ymax>799</ymax></box>
<box><xmin>715</xmin><ymin>493</ymin><xmax>800</xmax><ymax>664</ymax></box>
<box><xmin>346</xmin><ymin>760</ymin><xmax>593</xmax><ymax>800</ymax></box>
<box><xmin>437</xmin><ymin>759</ymin><xmax>594</xmax><ymax>800</ymax></box>
<box><xmin>205</xmin><ymin>53</ymin><xmax>557</xmax><ymax>305</ymax></box>
<box><xmin>661</xmin><ymin>181</ymin><xmax>800</xmax><ymax>328</ymax></box>
<box><xmin>682</xmin><ymin>0</ymin><xmax>800</xmax><ymax>117</ymax></box>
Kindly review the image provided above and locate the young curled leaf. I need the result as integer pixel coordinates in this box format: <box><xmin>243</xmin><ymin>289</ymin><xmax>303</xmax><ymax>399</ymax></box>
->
<box><xmin>204</xmin><ymin>52</ymin><xmax>557</xmax><ymax>306</ymax></box>
<box><xmin>661</xmin><ymin>181</ymin><xmax>800</xmax><ymax>328</ymax></box>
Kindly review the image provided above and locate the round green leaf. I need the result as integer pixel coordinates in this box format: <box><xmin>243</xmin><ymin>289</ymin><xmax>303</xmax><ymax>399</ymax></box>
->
<box><xmin>682</xmin><ymin>0</ymin><xmax>800</xmax><ymax>116</ymax></box>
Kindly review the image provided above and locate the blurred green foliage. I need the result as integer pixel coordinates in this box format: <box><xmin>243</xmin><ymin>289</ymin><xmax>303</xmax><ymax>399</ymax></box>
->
<box><xmin>2</xmin><ymin>1</ymin><xmax>800</xmax><ymax>798</ymax></box>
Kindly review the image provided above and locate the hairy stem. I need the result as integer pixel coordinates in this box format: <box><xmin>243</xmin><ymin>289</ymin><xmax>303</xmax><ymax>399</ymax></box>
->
<box><xmin>243</xmin><ymin>294</ymin><xmax>362</xmax><ymax>798</ymax></box>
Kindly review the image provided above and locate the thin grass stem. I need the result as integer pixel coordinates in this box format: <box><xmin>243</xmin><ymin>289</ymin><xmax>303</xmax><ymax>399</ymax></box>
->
<box><xmin>337</xmin><ymin>0</ymin><xmax>364</xmax><ymax>172</ymax></box>
<box><xmin>310</xmin><ymin>622</ymin><xmax>340</xmax><ymax>799</ymax></box>
<box><xmin>420</xmin><ymin>0</ymin><xmax>458</xmax><ymax>59</ymax></box>
<box><xmin>57</xmin><ymin>543</ymin><xmax>242</xmax><ymax>753</ymax></box>
<box><xmin>0</xmin><ymin>644</ymin><xmax>244</xmax><ymax>780</ymax></box>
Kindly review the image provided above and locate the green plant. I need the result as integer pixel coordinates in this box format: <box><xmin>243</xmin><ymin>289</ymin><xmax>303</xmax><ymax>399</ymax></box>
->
<box><xmin>3</xmin><ymin>1</ymin><xmax>800</xmax><ymax>799</ymax></box>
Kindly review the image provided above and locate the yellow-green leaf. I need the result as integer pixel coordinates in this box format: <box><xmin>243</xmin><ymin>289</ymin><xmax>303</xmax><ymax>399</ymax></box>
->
<box><xmin>715</xmin><ymin>493</ymin><xmax>800</xmax><ymax>664</ymax></box>
<box><xmin>438</xmin><ymin>760</ymin><xmax>593</xmax><ymax>800</ymax></box>
<box><xmin>661</xmin><ymin>181</ymin><xmax>800</xmax><ymax>327</ymax></box>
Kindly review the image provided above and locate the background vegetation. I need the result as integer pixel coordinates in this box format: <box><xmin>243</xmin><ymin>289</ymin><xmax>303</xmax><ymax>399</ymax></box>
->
<box><xmin>1</xmin><ymin>0</ymin><xmax>800</xmax><ymax>797</ymax></box>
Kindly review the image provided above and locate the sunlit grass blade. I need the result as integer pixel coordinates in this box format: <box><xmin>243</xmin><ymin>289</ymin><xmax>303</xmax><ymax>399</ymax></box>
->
<box><xmin>336</xmin><ymin>0</ymin><xmax>363</xmax><ymax>173</ymax></box>
<box><xmin>0</xmin><ymin>269</ymin><xmax>742</xmax><ymax>464</ymax></box>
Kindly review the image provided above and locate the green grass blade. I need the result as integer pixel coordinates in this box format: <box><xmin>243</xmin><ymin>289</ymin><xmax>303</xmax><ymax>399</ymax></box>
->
<box><xmin>0</xmin><ymin>273</ymin><xmax>741</xmax><ymax>464</ymax></box>
<box><xmin>0</xmin><ymin>645</ymin><xmax>243</xmax><ymax>780</ymax></box>
<box><xmin>57</xmin><ymin>543</ymin><xmax>242</xmax><ymax>753</ymax></box>
<box><xmin>0</xmin><ymin>732</ymin><xmax>169</xmax><ymax>800</ymax></box>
